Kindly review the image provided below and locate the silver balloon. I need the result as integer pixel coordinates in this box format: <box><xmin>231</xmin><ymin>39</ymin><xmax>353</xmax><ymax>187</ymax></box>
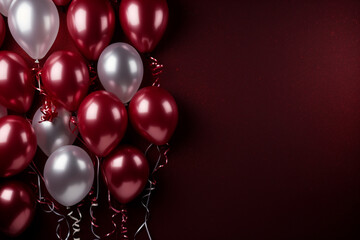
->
<box><xmin>98</xmin><ymin>42</ymin><xmax>144</xmax><ymax>103</ymax></box>
<box><xmin>0</xmin><ymin>0</ymin><xmax>12</xmax><ymax>16</ymax></box>
<box><xmin>44</xmin><ymin>145</ymin><xmax>94</xmax><ymax>207</ymax></box>
<box><xmin>32</xmin><ymin>107</ymin><xmax>78</xmax><ymax>156</ymax></box>
<box><xmin>0</xmin><ymin>104</ymin><xmax>6</xmax><ymax>118</ymax></box>
<box><xmin>8</xmin><ymin>0</ymin><xmax>59</xmax><ymax>60</ymax></box>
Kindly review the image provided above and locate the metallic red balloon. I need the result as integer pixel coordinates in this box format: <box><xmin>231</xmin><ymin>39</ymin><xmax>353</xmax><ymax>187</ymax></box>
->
<box><xmin>53</xmin><ymin>0</ymin><xmax>71</xmax><ymax>6</ymax></box>
<box><xmin>67</xmin><ymin>0</ymin><xmax>115</xmax><ymax>60</ymax></box>
<box><xmin>102</xmin><ymin>145</ymin><xmax>149</xmax><ymax>204</ymax></box>
<box><xmin>0</xmin><ymin>116</ymin><xmax>37</xmax><ymax>177</ymax></box>
<box><xmin>0</xmin><ymin>51</ymin><xmax>34</xmax><ymax>113</ymax></box>
<box><xmin>0</xmin><ymin>15</ymin><xmax>5</xmax><ymax>48</ymax></box>
<box><xmin>129</xmin><ymin>86</ymin><xmax>178</xmax><ymax>145</ymax></box>
<box><xmin>0</xmin><ymin>181</ymin><xmax>36</xmax><ymax>237</ymax></box>
<box><xmin>42</xmin><ymin>51</ymin><xmax>90</xmax><ymax>112</ymax></box>
<box><xmin>77</xmin><ymin>91</ymin><xmax>128</xmax><ymax>157</ymax></box>
<box><xmin>119</xmin><ymin>0</ymin><xmax>169</xmax><ymax>53</ymax></box>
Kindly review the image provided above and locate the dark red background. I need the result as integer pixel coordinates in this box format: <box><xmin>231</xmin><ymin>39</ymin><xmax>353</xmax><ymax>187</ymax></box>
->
<box><xmin>1</xmin><ymin>0</ymin><xmax>360</xmax><ymax>239</ymax></box>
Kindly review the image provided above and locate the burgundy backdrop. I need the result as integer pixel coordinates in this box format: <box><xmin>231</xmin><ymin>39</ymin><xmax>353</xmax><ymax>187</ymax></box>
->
<box><xmin>1</xmin><ymin>0</ymin><xmax>360</xmax><ymax>239</ymax></box>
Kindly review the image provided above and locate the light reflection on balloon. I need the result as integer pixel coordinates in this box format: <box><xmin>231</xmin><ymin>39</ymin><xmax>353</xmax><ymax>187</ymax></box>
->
<box><xmin>44</xmin><ymin>145</ymin><xmax>94</xmax><ymax>207</ymax></box>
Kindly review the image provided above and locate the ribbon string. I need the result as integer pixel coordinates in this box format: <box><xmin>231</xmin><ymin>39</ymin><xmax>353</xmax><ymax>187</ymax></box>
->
<box><xmin>28</xmin><ymin>163</ymin><xmax>70</xmax><ymax>240</ymax></box>
<box><xmin>134</xmin><ymin>143</ymin><xmax>170</xmax><ymax>240</ymax></box>
<box><xmin>148</xmin><ymin>56</ymin><xmax>164</xmax><ymax>87</ymax></box>
<box><xmin>32</xmin><ymin>61</ymin><xmax>58</xmax><ymax>122</ymax></box>
<box><xmin>68</xmin><ymin>207</ymin><xmax>82</xmax><ymax>240</ymax></box>
<box><xmin>90</xmin><ymin>156</ymin><xmax>116</xmax><ymax>239</ymax></box>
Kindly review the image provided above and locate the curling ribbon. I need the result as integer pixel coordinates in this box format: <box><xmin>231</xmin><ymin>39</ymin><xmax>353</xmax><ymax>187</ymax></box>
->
<box><xmin>28</xmin><ymin>162</ymin><xmax>70</xmax><ymax>240</ymax></box>
<box><xmin>148</xmin><ymin>56</ymin><xmax>164</xmax><ymax>87</ymax></box>
<box><xmin>88</xmin><ymin>63</ymin><xmax>98</xmax><ymax>85</ymax></box>
<box><xmin>32</xmin><ymin>61</ymin><xmax>58</xmax><ymax>122</ymax></box>
<box><xmin>107</xmin><ymin>191</ymin><xmax>129</xmax><ymax>240</ymax></box>
<box><xmin>134</xmin><ymin>143</ymin><xmax>170</xmax><ymax>240</ymax></box>
<box><xmin>90</xmin><ymin>156</ymin><xmax>116</xmax><ymax>239</ymax></box>
<box><xmin>67</xmin><ymin>207</ymin><xmax>82</xmax><ymax>240</ymax></box>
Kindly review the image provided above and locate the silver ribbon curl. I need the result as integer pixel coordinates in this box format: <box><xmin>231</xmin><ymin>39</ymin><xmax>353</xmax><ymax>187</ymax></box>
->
<box><xmin>67</xmin><ymin>207</ymin><xmax>82</xmax><ymax>240</ymax></box>
<box><xmin>29</xmin><ymin>163</ymin><xmax>70</xmax><ymax>240</ymax></box>
<box><xmin>134</xmin><ymin>144</ymin><xmax>170</xmax><ymax>240</ymax></box>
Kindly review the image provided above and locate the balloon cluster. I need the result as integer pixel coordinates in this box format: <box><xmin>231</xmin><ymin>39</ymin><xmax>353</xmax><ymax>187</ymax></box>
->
<box><xmin>0</xmin><ymin>0</ymin><xmax>177</xmax><ymax>238</ymax></box>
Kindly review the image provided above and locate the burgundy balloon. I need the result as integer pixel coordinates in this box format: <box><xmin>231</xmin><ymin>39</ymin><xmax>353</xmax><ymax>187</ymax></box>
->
<box><xmin>42</xmin><ymin>51</ymin><xmax>90</xmax><ymax>112</ymax></box>
<box><xmin>0</xmin><ymin>15</ymin><xmax>5</xmax><ymax>48</ymax></box>
<box><xmin>0</xmin><ymin>181</ymin><xmax>36</xmax><ymax>237</ymax></box>
<box><xmin>102</xmin><ymin>145</ymin><xmax>149</xmax><ymax>204</ymax></box>
<box><xmin>67</xmin><ymin>0</ymin><xmax>115</xmax><ymax>60</ymax></box>
<box><xmin>77</xmin><ymin>91</ymin><xmax>128</xmax><ymax>157</ymax></box>
<box><xmin>0</xmin><ymin>116</ymin><xmax>37</xmax><ymax>177</ymax></box>
<box><xmin>129</xmin><ymin>86</ymin><xmax>178</xmax><ymax>145</ymax></box>
<box><xmin>119</xmin><ymin>0</ymin><xmax>169</xmax><ymax>53</ymax></box>
<box><xmin>53</xmin><ymin>0</ymin><xmax>71</xmax><ymax>6</ymax></box>
<box><xmin>0</xmin><ymin>51</ymin><xmax>34</xmax><ymax>113</ymax></box>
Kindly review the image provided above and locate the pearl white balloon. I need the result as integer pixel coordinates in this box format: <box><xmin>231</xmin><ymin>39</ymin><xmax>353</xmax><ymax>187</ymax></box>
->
<box><xmin>8</xmin><ymin>0</ymin><xmax>59</xmax><ymax>60</ymax></box>
<box><xmin>44</xmin><ymin>145</ymin><xmax>94</xmax><ymax>207</ymax></box>
<box><xmin>0</xmin><ymin>104</ymin><xmax>6</xmax><ymax>118</ymax></box>
<box><xmin>0</xmin><ymin>0</ymin><xmax>13</xmax><ymax>17</ymax></box>
<box><xmin>32</xmin><ymin>107</ymin><xmax>78</xmax><ymax>156</ymax></box>
<box><xmin>98</xmin><ymin>42</ymin><xmax>144</xmax><ymax>103</ymax></box>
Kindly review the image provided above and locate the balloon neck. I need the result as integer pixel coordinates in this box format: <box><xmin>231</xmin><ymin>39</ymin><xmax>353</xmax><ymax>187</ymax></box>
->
<box><xmin>35</xmin><ymin>59</ymin><xmax>39</xmax><ymax>64</ymax></box>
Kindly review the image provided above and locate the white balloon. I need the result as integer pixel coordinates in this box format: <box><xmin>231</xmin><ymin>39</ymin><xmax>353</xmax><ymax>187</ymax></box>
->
<box><xmin>98</xmin><ymin>42</ymin><xmax>144</xmax><ymax>103</ymax></box>
<box><xmin>8</xmin><ymin>0</ymin><xmax>59</xmax><ymax>60</ymax></box>
<box><xmin>32</xmin><ymin>107</ymin><xmax>78</xmax><ymax>156</ymax></box>
<box><xmin>0</xmin><ymin>0</ymin><xmax>13</xmax><ymax>17</ymax></box>
<box><xmin>44</xmin><ymin>145</ymin><xmax>94</xmax><ymax>207</ymax></box>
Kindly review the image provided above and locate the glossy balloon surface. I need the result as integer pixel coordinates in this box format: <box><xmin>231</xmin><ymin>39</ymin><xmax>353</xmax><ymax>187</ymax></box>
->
<box><xmin>0</xmin><ymin>51</ymin><xmax>34</xmax><ymax>113</ymax></box>
<box><xmin>77</xmin><ymin>91</ymin><xmax>128</xmax><ymax>157</ymax></box>
<box><xmin>0</xmin><ymin>0</ymin><xmax>13</xmax><ymax>16</ymax></box>
<box><xmin>42</xmin><ymin>51</ymin><xmax>90</xmax><ymax>112</ymax></box>
<box><xmin>0</xmin><ymin>181</ymin><xmax>36</xmax><ymax>237</ymax></box>
<box><xmin>67</xmin><ymin>0</ymin><xmax>115</xmax><ymax>60</ymax></box>
<box><xmin>102</xmin><ymin>145</ymin><xmax>149</xmax><ymax>204</ymax></box>
<box><xmin>0</xmin><ymin>116</ymin><xmax>37</xmax><ymax>177</ymax></box>
<box><xmin>44</xmin><ymin>145</ymin><xmax>94</xmax><ymax>207</ymax></box>
<box><xmin>32</xmin><ymin>107</ymin><xmax>78</xmax><ymax>156</ymax></box>
<box><xmin>98</xmin><ymin>42</ymin><xmax>144</xmax><ymax>103</ymax></box>
<box><xmin>8</xmin><ymin>0</ymin><xmax>59</xmax><ymax>60</ymax></box>
<box><xmin>129</xmin><ymin>86</ymin><xmax>178</xmax><ymax>145</ymax></box>
<box><xmin>119</xmin><ymin>0</ymin><xmax>169</xmax><ymax>53</ymax></box>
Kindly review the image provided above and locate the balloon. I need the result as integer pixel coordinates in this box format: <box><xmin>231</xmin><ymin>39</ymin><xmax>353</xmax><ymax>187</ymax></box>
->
<box><xmin>32</xmin><ymin>107</ymin><xmax>78</xmax><ymax>157</ymax></box>
<box><xmin>0</xmin><ymin>105</ymin><xmax>6</xmax><ymax>118</ymax></box>
<box><xmin>77</xmin><ymin>91</ymin><xmax>128</xmax><ymax>157</ymax></box>
<box><xmin>0</xmin><ymin>116</ymin><xmax>37</xmax><ymax>177</ymax></box>
<box><xmin>0</xmin><ymin>51</ymin><xmax>34</xmax><ymax>113</ymax></box>
<box><xmin>67</xmin><ymin>0</ymin><xmax>115</xmax><ymax>60</ymax></box>
<box><xmin>129</xmin><ymin>86</ymin><xmax>178</xmax><ymax>145</ymax></box>
<box><xmin>42</xmin><ymin>51</ymin><xmax>90</xmax><ymax>112</ymax></box>
<box><xmin>119</xmin><ymin>0</ymin><xmax>169</xmax><ymax>53</ymax></box>
<box><xmin>98</xmin><ymin>42</ymin><xmax>144</xmax><ymax>103</ymax></box>
<box><xmin>0</xmin><ymin>14</ymin><xmax>5</xmax><ymax>47</ymax></box>
<box><xmin>0</xmin><ymin>0</ymin><xmax>12</xmax><ymax>17</ymax></box>
<box><xmin>44</xmin><ymin>145</ymin><xmax>94</xmax><ymax>207</ymax></box>
<box><xmin>8</xmin><ymin>0</ymin><xmax>59</xmax><ymax>60</ymax></box>
<box><xmin>0</xmin><ymin>181</ymin><xmax>36</xmax><ymax>237</ymax></box>
<box><xmin>53</xmin><ymin>0</ymin><xmax>70</xmax><ymax>6</ymax></box>
<box><xmin>102</xmin><ymin>145</ymin><xmax>149</xmax><ymax>204</ymax></box>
